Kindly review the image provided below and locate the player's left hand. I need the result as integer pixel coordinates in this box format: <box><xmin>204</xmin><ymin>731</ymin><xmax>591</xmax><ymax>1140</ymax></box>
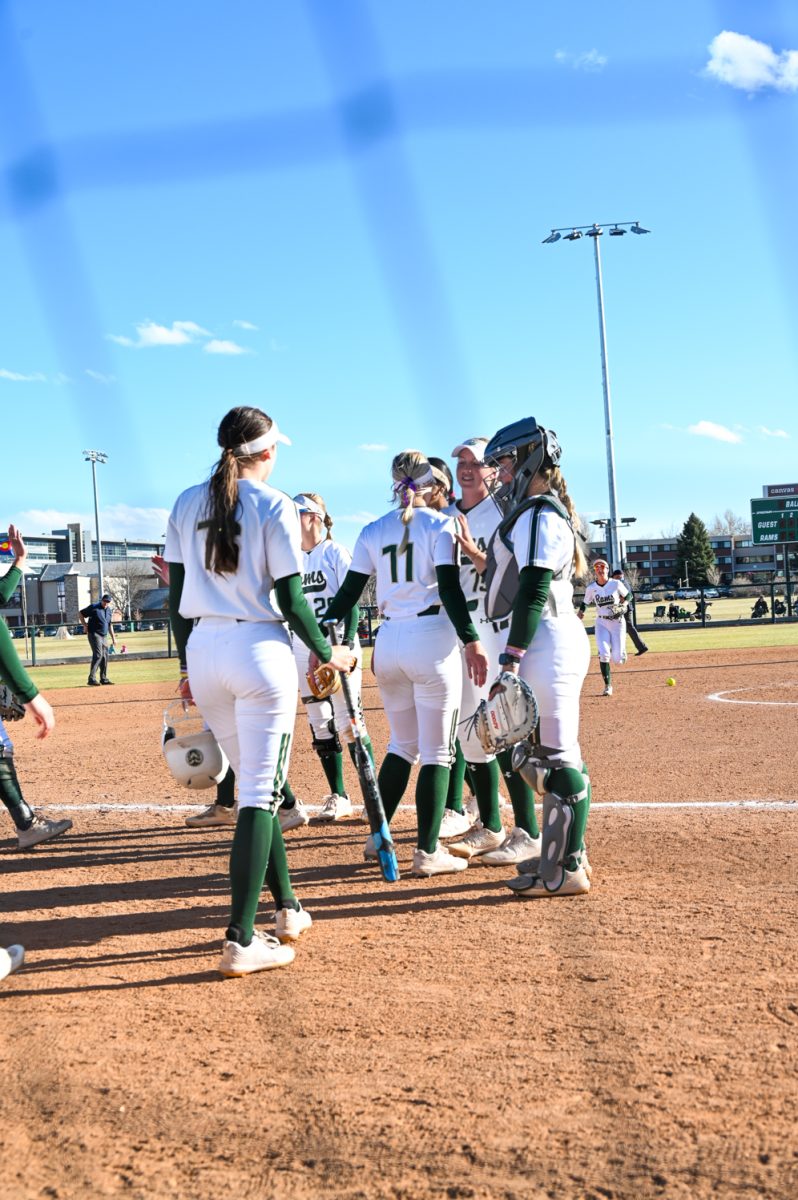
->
<box><xmin>454</xmin><ymin>514</ymin><xmax>487</xmax><ymax>575</ymax></box>
<box><xmin>151</xmin><ymin>554</ymin><xmax>170</xmax><ymax>586</ymax></box>
<box><xmin>178</xmin><ymin>666</ymin><xmax>194</xmax><ymax>708</ymax></box>
<box><xmin>464</xmin><ymin>639</ymin><xmax>489</xmax><ymax>688</ymax></box>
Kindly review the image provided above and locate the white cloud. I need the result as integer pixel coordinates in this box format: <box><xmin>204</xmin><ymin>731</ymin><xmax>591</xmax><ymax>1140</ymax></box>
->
<box><xmin>358</xmin><ymin>443</ymin><xmax>388</xmax><ymax>452</ymax></box>
<box><xmin>85</xmin><ymin>369</ymin><xmax>115</xmax><ymax>384</ymax></box>
<box><xmin>203</xmin><ymin>339</ymin><xmax>251</xmax><ymax>356</ymax></box>
<box><xmin>233</xmin><ymin>320</ymin><xmax>258</xmax><ymax>331</ymax></box>
<box><xmin>706</xmin><ymin>31</ymin><xmax>798</xmax><ymax>93</ymax></box>
<box><xmin>758</xmin><ymin>426</ymin><xmax>789</xmax><ymax>439</ymax></box>
<box><xmin>0</xmin><ymin>368</ymin><xmax>46</xmax><ymax>382</ymax></box>
<box><xmin>107</xmin><ymin>319</ymin><xmax>211</xmax><ymax>349</ymax></box>
<box><xmin>687</xmin><ymin>420</ymin><xmax>742</xmax><ymax>444</ymax></box>
<box><xmin>337</xmin><ymin>511</ymin><xmax>379</xmax><ymax>525</ymax></box>
<box><xmin>555</xmin><ymin>48</ymin><xmax>607</xmax><ymax>72</ymax></box>
<box><xmin>12</xmin><ymin>504</ymin><xmax>170</xmax><ymax>542</ymax></box>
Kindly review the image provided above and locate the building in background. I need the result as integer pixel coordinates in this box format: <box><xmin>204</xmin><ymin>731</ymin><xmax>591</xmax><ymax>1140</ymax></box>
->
<box><xmin>587</xmin><ymin>536</ymin><xmax>796</xmax><ymax>587</ymax></box>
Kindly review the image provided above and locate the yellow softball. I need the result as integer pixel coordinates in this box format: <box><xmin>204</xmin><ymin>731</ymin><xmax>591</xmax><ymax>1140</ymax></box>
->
<box><xmin>666</xmin><ymin>677</ymin><xmax>676</xmax><ymax>687</ymax></box>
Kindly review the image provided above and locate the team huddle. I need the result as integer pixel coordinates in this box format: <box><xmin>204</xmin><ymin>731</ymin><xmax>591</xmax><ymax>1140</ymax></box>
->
<box><xmin>1</xmin><ymin>406</ymin><xmax>616</xmax><ymax>982</ymax></box>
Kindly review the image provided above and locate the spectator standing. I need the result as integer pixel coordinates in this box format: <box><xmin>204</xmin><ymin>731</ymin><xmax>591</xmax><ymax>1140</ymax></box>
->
<box><xmin>80</xmin><ymin>593</ymin><xmax>116</xmax><ymax>686</ymax></box>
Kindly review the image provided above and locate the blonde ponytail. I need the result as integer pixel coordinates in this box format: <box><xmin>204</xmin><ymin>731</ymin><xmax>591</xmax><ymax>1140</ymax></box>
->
<box><xmin>541</xmin><ymin>465</ymin><xmax>588</xmax><ymax>580</ymax></box>
<box><xmin>391</xmin><ymin>449</ymin><xmax>434</xmax><ymax>554</ymax></box>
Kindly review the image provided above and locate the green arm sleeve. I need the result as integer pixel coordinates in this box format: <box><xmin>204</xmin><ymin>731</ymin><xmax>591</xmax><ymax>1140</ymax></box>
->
<box><xmin>436</xmin><ymin>564</ymin><xmax>480</xmax><ymax>645</ymax></box>
<box><xmin>0</xmin><ymin>565</ymin><xmax>21</xmax><ymax>607</ymax></box>
<box><xmin>274</xmin><ymin>574</ymin><xmax>332</xmax><ymax>663</ymax></box>
<box><xmin>0</xmin><ymin>620</ymin><xmax>37</xmax><ymax>702</ymax></box>
<box><xmin>167</xmin><ymin>563</ymin><xmax>194</xmax><ymax>666</ymax></box>
<box><xmin>507</xmin><ymin>565</ymin><xmax>554</xmax><ymax>651</ymax></box>
<box><xmin>322</xmin><ymin>570</ymin><xmax>369</xmax><ymax>626</ymax></box>
<box><xmin>343</xmin><ymin>603</ymin><xmax>360</xmax><ymax>647</ymax></box>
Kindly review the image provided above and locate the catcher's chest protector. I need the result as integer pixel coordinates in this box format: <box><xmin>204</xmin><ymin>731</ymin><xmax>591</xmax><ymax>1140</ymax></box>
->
<box><xmin>483</xmin><ymin>494</ymin><xmax>571</xmax><ymax>621</ymax></box>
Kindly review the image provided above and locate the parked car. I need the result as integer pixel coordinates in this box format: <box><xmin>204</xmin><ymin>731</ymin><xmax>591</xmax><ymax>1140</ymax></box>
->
<box><xmin>637</xmin><ymin>592</ymin><xmax>654</xmax><ymax>602</ymax></box>
<box><xmin>703</xmin><ymin>588</ymin><xmax>720</xmax><ymax>599</ymax></box>
<box><xmin>675</xmin><ymin>588</ymin><xmax>700</xmax><ymax>600</ymax></box>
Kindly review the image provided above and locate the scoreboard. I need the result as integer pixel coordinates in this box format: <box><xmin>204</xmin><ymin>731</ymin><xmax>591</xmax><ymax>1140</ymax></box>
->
<box><xmin>751</xmin><ymin>497</ymin><xmax>798</xmax><ymax>544</ymax></box>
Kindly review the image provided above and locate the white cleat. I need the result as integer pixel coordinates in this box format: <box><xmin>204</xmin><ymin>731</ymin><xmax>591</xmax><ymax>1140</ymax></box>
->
<box><xmin>218</xmin><ymin>930</ymin><xmax>295</xmax><ymax>977</ymax></box>
<box><xmin>314</xmin><ymin>793</ymin><xmax>354</xmax><ymax>823</ymax></box>
<box><xmin>506</xmin><ymin>863</ymin><xmax>591</xmax><ymax>899</ymax></box>
<box><xmin>516</xmin><ymin>850</ymin><xmax>592</xmax><ymax>880</ymax></box>
<box><xmin>274</xmin><ymin>904</ymin><xmax>312</xmax><ymax>944</ymax></box>
<box><xmin>364</xmin><ymin>834</ymin><xmax>378</xmax><ymax>861</ymax></box>
<box><xmin>438</xmin><ymin>808</ymin><xmax>472</xmax><ymax>839</ymax></box>
<box><xmin>480</xmin><ymin>827</ymin><xmax>541</xmax><ymax>866</ymax></box>
<box><xmin>185</xmin><ymin>804</ymin><xmax>237</xmax><ymax>829</ymax></box>
<box><xmin>17</xmin><ymin>816</ymin><xmax>73</xmax><ymax>851</ymax></box>
<box><xmin>0</xmin><ymin>945</ymin><xmax>25</xmax><ymax>982</ymax></box>
<box><xmin>447</xmin><ymin>824</ymin><xmax>506</xmax><ymax>861</ymax></box>
<box><xmin>278</xmin><ymin>800</ymin><xmax>310</xmax><ymax>832</ymax></box>
<box><xmin>411</xmin><ymin>843</ymin><xmax>469</xmax><ymax>877</ymax></box>
<box><xmin>602</xmin><ymin>684</ymin><xmax>613</xmax><ymax>697</ymax></box>
<box><xmin>464</xmin><ymin>793</ymin><xmax>479</xmax><ymax>823</ymax></box>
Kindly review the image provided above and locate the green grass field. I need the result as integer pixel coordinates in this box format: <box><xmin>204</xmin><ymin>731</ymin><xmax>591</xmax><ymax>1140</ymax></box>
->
<box><xmin>21</xmin><ymin>622</ymin><xmax>797</xmax><ymax>690</ymax></box>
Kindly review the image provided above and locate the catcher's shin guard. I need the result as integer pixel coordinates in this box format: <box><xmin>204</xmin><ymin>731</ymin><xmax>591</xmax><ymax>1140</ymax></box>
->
<box><xmin>539</xmin><ymin>766</ymin><xmax>589</xmax><ymax>884</ymax></box>
<box><xmin>0</xmin><ymin>753</ymin><xmax>35</xmax><ymax>830</ymax></box>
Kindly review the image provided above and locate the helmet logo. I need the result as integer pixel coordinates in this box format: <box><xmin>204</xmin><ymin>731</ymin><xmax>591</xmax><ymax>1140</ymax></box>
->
<box><xmin>186</xmin><ymin>748</ymin><xmax>204</xmax><ymax>767</ymax></box>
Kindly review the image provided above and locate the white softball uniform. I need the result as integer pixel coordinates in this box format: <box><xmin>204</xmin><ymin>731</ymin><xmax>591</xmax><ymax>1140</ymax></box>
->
<box><xmin>293</xmin><ymin>538</ymin><xmax>363</xmax><ymax>744</ymax></box>
<box><xmin>446</xmin><ymin>496</ymin><xmax>506</xmax><ymax>764</ymax></box>
<box><xmin>165</xmin><ymin>479</ymin><xmax>302</xmax><ymax>810</ymax></box>
<box><xmin>350</xmin><ymin>507</ymin><xmax>461</xmax><ymax>767</ymax></box>
<box><xmin>510</xmin><ymin>500</ymin><xmax>590</xmax><ymax>766</ymax></box>
<box><xmin>583</xmin><ymin>578</ymin><xmax>629</xmax><ymax>665</ymax></box>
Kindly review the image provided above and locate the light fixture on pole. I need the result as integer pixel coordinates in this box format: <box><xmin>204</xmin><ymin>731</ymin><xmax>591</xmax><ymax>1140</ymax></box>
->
<box><xmin>542</xmin><ymin>219</ymin><xmax>650</xmax><ymax>569</ymax></box>
<box><xmin>83</xmin><ymin>449</ymin><xmax>108</xmax><ymax>597</ymax></box>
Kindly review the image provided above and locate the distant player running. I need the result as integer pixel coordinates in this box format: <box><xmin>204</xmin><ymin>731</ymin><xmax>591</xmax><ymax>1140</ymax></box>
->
<box><xmin>578</xmin><ymin>559</ymin><xmax>628</xmax><ymax>696</ymax></box>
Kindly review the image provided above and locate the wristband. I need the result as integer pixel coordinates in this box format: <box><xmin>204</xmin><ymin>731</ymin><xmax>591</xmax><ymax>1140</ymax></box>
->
<box><xmin>498</xmin><ymin>650</ymin><xmax>522</xmax><ymax>666</ymax></box>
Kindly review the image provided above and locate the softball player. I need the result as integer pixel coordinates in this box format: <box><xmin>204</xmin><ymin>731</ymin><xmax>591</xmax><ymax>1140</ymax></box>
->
<box><xmin>578</xmin><ymin>559</ymin><xmax>628</xmax><ymax>696</ymax></box>
<box><xmin>292</xmin><ymin>492</ymin><xmax>373</xmax><ymax>824</ymax></box>
<box><xmin>322</xmin><ymin>450</ymin><xmax>489</xmax><ymax>877</ymax></box>
<box><xmin>0</xmin><ymin>524</ymin><xmax>71</xmax><ymax>850</ymax></box>
<box><xmin>442</xmin><ymin>438</ymin><xmax>543</xmax><ymax>866</ymax></box>
<box><xmin>165</xmin><ymin>406</ymin><xmax>354</xmax><ymax>976</ymax></box>
<box><xmin>481</xmin><ymin>417</ymin><xmax>593</xmax><ymax>898</ymax></box>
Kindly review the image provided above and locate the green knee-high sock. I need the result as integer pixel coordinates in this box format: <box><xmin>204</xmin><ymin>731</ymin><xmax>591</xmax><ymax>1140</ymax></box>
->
<box><xmin>347</xmin><ymin>736</ymin><xmax>375</xmax><ymax>771</ymax></box>
<box><xmin>0</xmin><ymin>756</ymin><xmax>34</xmax><ymax>830</ymax></box>
<box><xmin>547</xmin><ymin>766</ymin><xmax>590</xmax><ymax>867</ymax></box>
<box><xmin>227</xmin><ymin>808</ymin><xmax>274</xmax><ymax>945</ymax></box>
<box><xmin>279</xmin><ymin>778</ymin><xmax>296</xmax><ymax>809</ymax></box>
<box><xmin>416</xmin><ymin>764</ymin><xmax>450</xmax><ymax>852</ymax></box>
<box><xmin>216</xmin><ymin>765</ymin><xmax>236</xmax><ymax>809</ymax></box>
<box><xmin>445</xmin><ymin>741</ymin><xmax>467</xmax><ymax>814</ymax></box>
<box><xmin>468</xmin><ymin>760</ymin><xmax>502</xmax><ymax>832</ymax></box>
<box><xmin>265</xmin><ymin>817</ymin><xmax>299</xmax><ymax>912</ymax></box>
<box><xmin>600</xmin><ymin>661</ymin><xmax>611</xmax><ymax>685</ymax></box>
<box><xmin>319</xmin><ymin>745</ymin><xmax>347</xmax><ymax>795</ymax></box>
<box><xmin>496</xmin><ymin>749</ymin><xmax>539</xmax><ymax>837</ymax></box>
<box><xmin>377</xmin><ymin>753</ymin><xmax>413</xmax><ymax>823</ymax></box>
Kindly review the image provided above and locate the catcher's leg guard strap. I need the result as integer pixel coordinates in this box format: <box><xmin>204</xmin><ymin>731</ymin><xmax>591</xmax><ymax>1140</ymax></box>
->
<box><xmin>0</xmin><ymin>755</ymin><xmax>34</xmax><ymax>831</ymax></box>
<box><xmin>538</xmin><ymin>767</ymin><xmax>589</xmax><ymax>883</ymax></box>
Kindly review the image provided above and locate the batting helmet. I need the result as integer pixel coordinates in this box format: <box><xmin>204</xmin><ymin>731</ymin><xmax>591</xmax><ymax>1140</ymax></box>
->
<box><xmin>161</xmin><ymin>701</ymin><xmax>229</xmax><ymax>790</ymax></box>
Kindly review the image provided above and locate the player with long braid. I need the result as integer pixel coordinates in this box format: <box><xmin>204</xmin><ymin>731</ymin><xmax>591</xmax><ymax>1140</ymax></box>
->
<box><xmin>290</xmin><ymin>491</ymin><xmax>375</xmax><ymax>823</ymax></box>
<box><xmin>481</xmin><ymin>417</ymin><xmax>593</xmax><ymax>898</ymax></box>
<box><xmin>165</xmin><ymin>406</ymin><xmax>354</xmax><ymax>975</ymax></box>
<box><xmin>321</xmin><ymin>451</ymin><xmax>489</xmax><ymax>877</ymax></box>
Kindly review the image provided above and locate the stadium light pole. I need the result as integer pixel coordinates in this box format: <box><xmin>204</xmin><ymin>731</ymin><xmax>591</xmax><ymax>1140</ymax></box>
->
<box><xmin>83</xmin><ymin>449</ymin><xmax>108</xmax><ymax>598</ymax></box>
<box><xmin>542</xmin><ymin>220</ymin><xmax>650</xmax><ymax>570</ymax></box>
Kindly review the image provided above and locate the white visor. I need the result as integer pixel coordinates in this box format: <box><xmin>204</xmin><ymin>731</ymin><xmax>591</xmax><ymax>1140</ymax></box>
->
<box><xmin>451</xmin><ymin>437</ymin><xmax>489</xmax><ymax>460</ymax></box>
<box><xmin>233</xmin><ymin>421</ymin><xmax>291</xmax><ymax>456</ymax></box>
<box><xmin>293</xmin><ymin>494</ymin><xmax>326</xmax><ymax>518</ymax></box>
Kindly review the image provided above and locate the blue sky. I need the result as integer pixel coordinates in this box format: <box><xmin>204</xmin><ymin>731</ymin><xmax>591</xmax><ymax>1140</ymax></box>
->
<box><xmin>1</xmin><ymin>0</ymin><xmax>796</xmax><ymax>551</ymax></box>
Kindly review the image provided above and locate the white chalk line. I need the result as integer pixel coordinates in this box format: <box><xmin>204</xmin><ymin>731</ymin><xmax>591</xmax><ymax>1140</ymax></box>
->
<box><xmin>40</xmin><ymin>800</ymin><xmax>798</xmax><ymax>814</ymax></box>
<box><xmin>708</xmin><ymin>682</ymin><xmax>798</xmax><ymax>706</ymax></box>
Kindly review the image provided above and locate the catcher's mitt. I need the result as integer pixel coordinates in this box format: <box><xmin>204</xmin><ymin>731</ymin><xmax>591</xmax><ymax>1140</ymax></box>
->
<box><xmin>468</xmin><ymin>672</ymin><xmax>538</xmax><ymax>755</ymax></box>
<box><xmin>306</xmin><ymin>663</ymin><xmax>341</xmax><ymax>701</ymax></box>
<box><xmin>0</xmin><ymin>684</ymin><xmax>26</xmax><ymax>723</ymax></box>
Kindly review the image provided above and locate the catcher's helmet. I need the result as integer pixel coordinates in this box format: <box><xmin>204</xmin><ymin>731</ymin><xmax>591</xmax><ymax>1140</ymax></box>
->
<box><xmin>484</xmin><ymin>418</ymin><xmax>561</xmax><ymax>511</ymax></box>
<box><xmin>161</xmin><ymin>701</ymin><xmax>229</xmax><ymax>789</ymax></box>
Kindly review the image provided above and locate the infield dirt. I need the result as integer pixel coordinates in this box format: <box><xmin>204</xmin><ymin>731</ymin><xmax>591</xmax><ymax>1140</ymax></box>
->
<box><xmin>1</xmin><ymin>647</ymin><xmax>797</xmax><ymax>1200</ymax></box>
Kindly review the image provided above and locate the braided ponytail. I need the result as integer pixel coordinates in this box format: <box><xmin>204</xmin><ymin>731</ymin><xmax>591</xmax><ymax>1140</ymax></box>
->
<box><xmin>541</xmin><ymin>465</ymin><xmax>588</xmax><ymax>580</ymax></box>
<box><xmin>206</xmin><ymin>407</ymin><xmax>275</xmax><ymax>574</ymax></box>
